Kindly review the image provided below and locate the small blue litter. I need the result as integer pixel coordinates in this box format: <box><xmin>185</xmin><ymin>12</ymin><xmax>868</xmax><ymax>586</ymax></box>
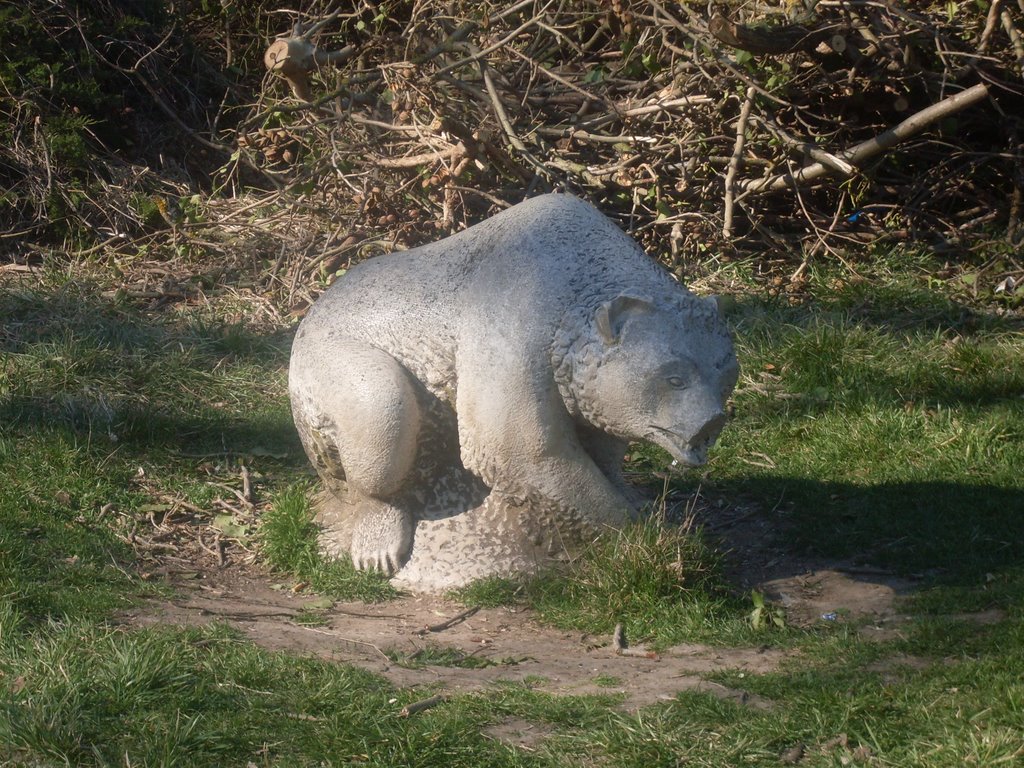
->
<box><xmin>821</xmin><ymin>612</ymin><xmax>838</xmax><ymax>621</ymax></box>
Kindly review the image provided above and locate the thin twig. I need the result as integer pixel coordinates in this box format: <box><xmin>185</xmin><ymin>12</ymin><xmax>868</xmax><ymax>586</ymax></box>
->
<box><xmin>479</xmin><ymin>61</ymin><xmax>551</xmax><ymax>180</ymax></box>
<box><xmin>723</xmin><ymin>86</ymin><xmax>755</xmax><ymax>240</ymax></box>
<box><xmin>611</xmin><ymin>623</ymin><xmax>659</xmax><ymax>659</ymax></box>
<box><xmin>240</xmin><ymin>464</ymin><xmax>252</xmax><ymax>505</ymax></box>
<box><xmin>400</xmin><ymin>694</ymin><xmax>447</xmax><ymax>717</ymax></box>
<box><xmin>433</xmin><ymin>1</ymin><xmax>554</xmax><ymax>78</ymax></box>
<box><xmin>375</xmin><ymin>142</ymin><xmax>466</xmax><ymax>168</ymax></box>
<box><xmin>1001</xmin><ymin>8</ymin><xmax>1024</xmax><ymax>80</ymax></box>
<box><xmin>978</xmin><ymin>0</ymin><xmax>1005</xmax><ymax>53</ymax></box>
<box><xmin>413</xmin><ymin>605</ymin><xmax>481</xmax><ymax>635</ymax></box>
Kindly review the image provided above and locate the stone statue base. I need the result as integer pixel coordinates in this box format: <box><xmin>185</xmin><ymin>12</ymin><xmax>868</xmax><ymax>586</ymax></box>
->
<box><xmin>316</xmin><ymin>481</ymin><xmax>588</xmax><ymax>592</ymax></box>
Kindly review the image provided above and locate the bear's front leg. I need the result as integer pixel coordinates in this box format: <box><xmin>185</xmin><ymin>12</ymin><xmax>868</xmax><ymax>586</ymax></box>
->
<box><xmin>454</xmin><ymin>337</ymin><xmax>642</xmax><ymax>544</ymax></box>
<box><xmin>457</xmin><ymin>385</ymin><xmax>637</xmax><ymax>530</ymax></box>
<box><xmin>513</xmin><ymin>450</ymin><xmax>638</xmax><ymax>527</ymax></box>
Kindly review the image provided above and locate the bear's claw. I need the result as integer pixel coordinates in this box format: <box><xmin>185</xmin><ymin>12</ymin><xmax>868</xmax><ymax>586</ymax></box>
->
<box><xmin>350</xmin><ymin>504</ymin><xmax>413</xmax><ymax>576</ymax></box>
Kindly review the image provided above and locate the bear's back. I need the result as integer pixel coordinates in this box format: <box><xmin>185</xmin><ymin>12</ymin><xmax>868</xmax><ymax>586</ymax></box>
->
<box><xmin>293</xmin><ymin>194</ymin><xmax>681</xmax><ymax>375</ymax></box>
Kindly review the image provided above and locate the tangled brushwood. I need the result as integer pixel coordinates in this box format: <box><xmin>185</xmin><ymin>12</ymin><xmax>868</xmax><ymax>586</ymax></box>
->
<box><xmin>244</xmin><ymin>2</ymin><xmax>1023</xmax><ymax>275</ymax></box>
<box><xmin>2</xmin><ymin>1</ymin><xmax>1023</xmax><ymax>306</ymax></box>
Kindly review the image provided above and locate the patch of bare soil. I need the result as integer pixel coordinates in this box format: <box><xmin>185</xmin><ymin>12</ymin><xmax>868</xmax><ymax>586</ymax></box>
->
<box><xmin>481</xmin><ymin>718</ymin><xmax>555</xmax><ymax>751</ymax></box>
<box><xmin>125</xmin><ymin>565</ymin><xmax>784</xmax><ymax>712</ymax></box>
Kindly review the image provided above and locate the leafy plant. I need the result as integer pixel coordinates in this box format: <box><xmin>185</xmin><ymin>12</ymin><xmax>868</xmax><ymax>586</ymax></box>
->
<box><xmin>748</xmin><ymin>590</ymin><xmax>786</xmax><ymax>631</ymax></box>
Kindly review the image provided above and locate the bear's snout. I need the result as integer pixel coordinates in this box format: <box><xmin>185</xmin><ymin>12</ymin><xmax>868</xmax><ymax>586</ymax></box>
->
<box><xmin>687</xmin><ymin>410</ymin><xmax>727</xmax><ymax>452</ymax></box>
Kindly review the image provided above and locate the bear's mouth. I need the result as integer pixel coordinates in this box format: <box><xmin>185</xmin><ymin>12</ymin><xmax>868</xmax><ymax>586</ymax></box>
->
<box><xmin>646</xmin><ymin>414</ymin><xmax>726</xmax><ymax>467</ymax></box>
<box><xmin>645</xmin><ymin>426</ymin><xmax>708</xmax><ymax>467</ymax></box>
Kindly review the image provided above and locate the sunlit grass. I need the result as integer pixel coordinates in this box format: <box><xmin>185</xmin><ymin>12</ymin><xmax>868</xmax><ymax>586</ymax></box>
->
<box><xmin>260</xmin><ymin>484</ymin><xmax>398</xmax><ymax>602</ymax></box>
<box><xmin>2</xmin><ymin>252</ymin><xmax>1023</xmax><ymax>766</ymax></box>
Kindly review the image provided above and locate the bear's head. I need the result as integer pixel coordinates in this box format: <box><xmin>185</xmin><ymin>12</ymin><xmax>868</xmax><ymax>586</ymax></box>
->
<box><xmin>581</xmin><ymin>293</ymin><xmax>738</xmax><ymax>467</ymax></box>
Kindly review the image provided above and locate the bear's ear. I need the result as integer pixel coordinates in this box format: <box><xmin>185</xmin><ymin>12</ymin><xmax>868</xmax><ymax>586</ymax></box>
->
<box><xmin>595</xmin><ymin>294</ymin><xmax>654</xmax><ymax>345</ymax></box>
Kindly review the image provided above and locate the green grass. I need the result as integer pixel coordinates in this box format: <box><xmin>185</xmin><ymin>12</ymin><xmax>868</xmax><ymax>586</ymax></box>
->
<box><xmin>704</xmin><ymin>275</ymin><xmax>1024</xmax><ymax>594</ymax></box>
<box><xmin>0</xmin><ymin>281</ymin><xmax>296</xmax><ymax>452</ymax></box>
<box><xmin>260</xmin><ymin>484</ymin><xmax>398</xmax><ymax>602</ymax></box>
<box><xmin>448</xmin><ymin>503</ymin><xmax>773</xmax><ymax>648</ymax></box>
<box><xmin>489</xmin><ymin>521</ymin><xmax>761</xmax><ymax>647</ymax></box>
<box><xmin>2</xmin><ymin>254</ymin><xmax>1023</xmax><ymax>766</ymax></box>
<box><xmin>688</xmin><ymin>630</ymin><xmax>1024</xmax><ymax>766</ymax></box>
<box><xmin>0</xmin><ymin>621</ymin><xmax>559</xmax><ymax>767</ymax></box>
<box><xmin>0</xmin><ymin>433</ymin><xmax>141</xmax><ymax>626</ymax></box>
<box><xmin>0</xmin><ymin>278</ymin><xmax>293</xmax><ymax>610</ymax></box>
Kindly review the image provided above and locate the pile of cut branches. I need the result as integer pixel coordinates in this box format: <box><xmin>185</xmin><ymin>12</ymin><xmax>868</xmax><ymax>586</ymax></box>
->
<box><xmin>0</xmin><ymin>0</ymin><xmax>248</xmax><ymax>250</ymax></box>
<box><xmin>237</xmin><ymin>0</ymin><xmax>1023</xmax><ymax>295</ymax></box>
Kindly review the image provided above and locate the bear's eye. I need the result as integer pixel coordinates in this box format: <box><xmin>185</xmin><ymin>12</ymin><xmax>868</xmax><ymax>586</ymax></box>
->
<box><xmin>667</xmin><ymin>376</ymin><xmax>688</xmax><ymax>389</ymax></box>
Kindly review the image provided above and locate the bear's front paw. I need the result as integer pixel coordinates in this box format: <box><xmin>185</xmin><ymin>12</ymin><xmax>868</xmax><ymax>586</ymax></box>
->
<box><xmin>350</xmin><ymin>503</ymin><xmax>414</xmax><ymax>576</ymax></box>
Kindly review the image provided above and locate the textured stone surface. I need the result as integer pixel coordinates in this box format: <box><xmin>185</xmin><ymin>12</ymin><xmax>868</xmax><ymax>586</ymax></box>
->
<box><xmin>289</xmin><ymin>193</ymin><xmax>738</xmax><ymax>590</ymax></box>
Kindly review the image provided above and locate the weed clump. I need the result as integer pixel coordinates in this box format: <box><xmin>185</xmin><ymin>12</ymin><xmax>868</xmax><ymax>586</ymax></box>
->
<box><xmin>521</xmin><ymin>520</ymin><xmax>745</xmax><ymax>647</ymax></box>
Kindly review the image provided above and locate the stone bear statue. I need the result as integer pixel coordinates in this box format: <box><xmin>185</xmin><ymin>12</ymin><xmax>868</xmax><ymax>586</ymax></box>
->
<box><xmin>289</xmin><ymin>193</ymin><xmax>738</xmax><ymax>589</ymax></box>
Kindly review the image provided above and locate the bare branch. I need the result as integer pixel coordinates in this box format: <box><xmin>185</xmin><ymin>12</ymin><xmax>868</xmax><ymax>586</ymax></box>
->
<box><xmin>741</xmin><ymin>83</ymin><xmax>990</xmax><ymax>195</ymax></box>
<box><xmin>708</xmin><ymin>13</ymin><xmax>841</xmax><ymax>55</ymax></box>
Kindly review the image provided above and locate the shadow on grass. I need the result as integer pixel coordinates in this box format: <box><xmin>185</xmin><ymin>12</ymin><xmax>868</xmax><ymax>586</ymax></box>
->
<box><xmin>0</xmin><ymin>280</ymin><xmax>303</xmax><ymax>459</ymax></box>
<box><xmin>729</xmin><ymin>274</ymin><xmax>1023</xmax><ymax>339</ymax></box>
<box><xmin>0</xmin><ymin>279</ymin><xmax>311</xmax><ymax>628</ymax></box>
<box><xmin>0</xmin><ymin>283</ymin><xmax>292</xmax><ymax>360</ymax></box>
<box><xmin>0</xmin><ymin>394</ymin><xmax>302</xmax><ymax>457</ymax></box>
<box><xmin>697</xmin><ymin>475</ymin><xmax>1024</xmax><ymax>606</ymax></box>
<box><xmin>729</xmin><ymin>299</ymin><xmax>1023</xmax><ymax>412</ymax></box>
